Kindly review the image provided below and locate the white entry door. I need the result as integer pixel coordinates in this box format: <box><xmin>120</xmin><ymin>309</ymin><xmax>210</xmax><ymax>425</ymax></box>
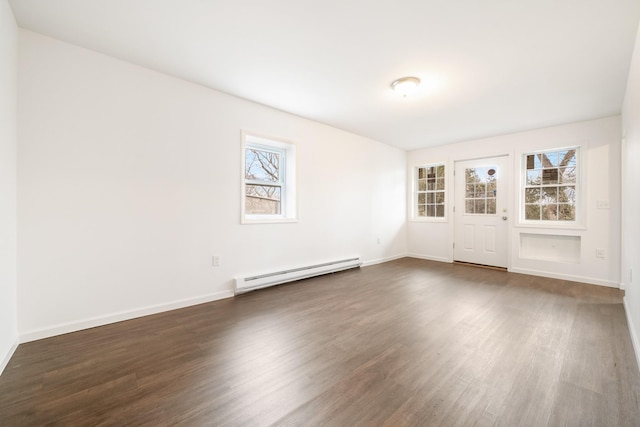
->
<box><xmin>454</xmin><ymin>156</ymin><xmax>509</xmax><ymax>268</ymax></box>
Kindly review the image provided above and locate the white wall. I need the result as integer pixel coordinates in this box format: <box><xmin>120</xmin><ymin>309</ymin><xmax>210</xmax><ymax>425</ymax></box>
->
<box><xmin>17</xmin><ymin>30</ymin><xmax>407</xmax><ymax>341</ymax></box>
<box><xmin>407</xmin><ymin>116</ymin><xmax>621</xmax><ymax>287</ymax></box>
<box><xmin>622</xmin><ymin>23</ymin><xmax>640</xmax><ymax>369</ymax></box>
<box><xmin>0</xmin><ymin>0</ymin><xmax>18</xmax><ymax>373</ymax></box>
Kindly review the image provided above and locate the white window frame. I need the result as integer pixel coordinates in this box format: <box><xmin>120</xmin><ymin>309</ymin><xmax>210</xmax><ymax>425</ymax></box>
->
<box><xmin>241</xmin><ymin>131</ymin><xmax>297</xmax><ymax>224</ymax></box>
<box><xmin>411</xmin><ymin>163</ymin><xmax>447</xmax><ymax>222</ymax></box>
<box><xmin>520</xmin><ymin>146</ymin><xmax>582</xmax><ymax>227</ymax></box>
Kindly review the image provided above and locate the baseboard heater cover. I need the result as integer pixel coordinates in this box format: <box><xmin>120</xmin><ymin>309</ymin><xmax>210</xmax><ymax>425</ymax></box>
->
<box><xmin>234</xmin><ymin>257</ymin><xmax>361</xmax><ymax>295</ymax></box>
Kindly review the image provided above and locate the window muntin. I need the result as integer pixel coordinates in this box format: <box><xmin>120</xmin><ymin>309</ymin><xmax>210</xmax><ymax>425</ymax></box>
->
<box><xmin>415</xmin><ymin>164</ymin><xmax>445</xmax><ymax>218</ymax></box>
<box><xmin>464</xmin><ymin>166</ymin><xmax>498</xmax><ymax>215</ymax></box>
<box><xmin>242</xmin><ymin>133</ymin><xmax>297</xmax><ymax>223</ymax></box>
<box><xmin>523</xmin><ymin>148</ymin><xmax>577</xmax><ymax>221</ymax></box>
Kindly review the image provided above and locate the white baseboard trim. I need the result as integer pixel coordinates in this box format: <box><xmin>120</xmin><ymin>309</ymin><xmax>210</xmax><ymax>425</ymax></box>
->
<box><xmin>508</xmin><ymin>267</ymin><xmax>620</xmax><ymax>288</ymax></box>
<box><xmin>623</xmin><ymin>297</ymin><xmax>640</xmax><ymax>372</ymax></box>
<box><xmin>361</xmin><ymin>253</ymin><xmax>408</xmax><ymax>267</ymax></box>
<box><xmin>406</xmin><ymin>253</ymin><xmax>450</xmax><ymax>263</ymax></box>
<box><xmin>20</xmin><ymin>290</ymin><xmax>234</xmax><ymax>343</ymax></box>
<box><xmin>0</xmin><ymin>337</ymin><xmax>19</xmax><ymax>376</ymax></box>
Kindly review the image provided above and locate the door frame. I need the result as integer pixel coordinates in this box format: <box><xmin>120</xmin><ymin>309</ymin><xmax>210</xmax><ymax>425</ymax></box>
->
<box><xmin>450</xmin><ymin>154</ymin><xmax>512</xmax><ymax>270</ymax></box>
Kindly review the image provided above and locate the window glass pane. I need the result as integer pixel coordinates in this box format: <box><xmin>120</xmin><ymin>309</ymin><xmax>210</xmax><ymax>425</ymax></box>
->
<box><xmin>544</xmin><ymin>152</ymin><xmax>559</xmax><ymax>167</ymax></box>
<box><xmin>418</xmin><ymin>205</ymin><xmax>426</xmax><ymax>216</ymax></box>
<box><xmin>561</xmin><ymin>186</ymin><xmax>576</xmax><ymax>203</ymax></box>
<box><xmin>533</xmin><ymin>155</ymin><xmax>543</xmax><ymax>169</ymax></box>
<box><xmin>418</xmin><ymin>193</ymin><xmax>426</xmax><ymax>204</ymax></box>
<box><xmin>427</xmin><ymin>179</ymin><xmax>436</xmax><ymax>190</ymax></box>
<box><xmin>465</xmin><ymin>199</ymin><xmax>474</xmax><ymax>214</ymax></box>
<box><xmin>559</xmin><ymin>166</ymin><xmax>576</xmax><ymax>184</ymax></box>
<box><xmin>418</xmin><ymin>168</ymin><xmax>426</xmax><ymax>179</ymax></box>
<box><xmin>436</xmin><ymin>165</ymin><xmax>445</xmax><ymax>178</ymax></box>
<box><xmin>426</xmin><ymin>205</ymin><xmax>435</xmax><ymax>216</ymax></box>
<box><xmin>542</xmin><ymin>187</ymin><xmax>558</xmax><ymax>203</ymax></box>
<box><xmin>245</xmin><ymin>184</ymin><xmax>281</xmax><ymax>215</ymax></box>
<box><xmin>466</xmin><ymin>168</ymin><xmax>476</xmax><ymax>183</ymax></box>
<box><xmin>525</xmin><ymin>188</ymin><xmax>540</xmax><ymax>203</ymax></box>
<box><xmin>475</xmin><ymin>183</ymin><xmax>486</xmax><ymax>197</ymax></box>
<box><xmin>436</xmin><ymin>178</ymin><xmax>445</xmax><ymax>190</ymax></box>
<box><xmin>487</xmin><ymin>199</ymin><xmax>496</xmax><ymax>215</ymax></box>
<box><xmin>435</xmin><ymin>191</ymin><xmax>445</xmax><ymax>204</ymax></box>
<box><xmin>525</xmin><ymin>204</ymin><xmax>540</xmax><ymax>220</ymax></box>
<box><xmin>418</xmin><ymin>179</ymin><xmax>426</xmax><ymax>191</ymax></box>
<box><xmin>427</xmin><ymin>193</ymin><xmax>435</xmax><ymax>204</ymax></box>
<box><xmin>436</xmin><ymin>205</ymin><xmax>445</xmax><ymax>217</ymax></box>
<box><xmin>475</xmin><ymin>199</ymin><xmax>486</xmax><ymax>214</ymax></box>
<box><xmin>245</xmin><ymin>148</ymin><xmax>280</xmax><ymax>182</ymax></box>
<box><xmin>465</xmin><ymin>184</ymin><xmax>474</xmax><ymax>197</ymax></box>
<box><xmin>487</xmin><ymin>181</ymin><xmax>496</xmax><ymax>197</ymax></box>
<box><xmin>527</xmin><ymin>170</ymin><xmax>541</xmax><ymax>185</ymax></box>
<box><xmin>558</xmin><ymin>204</ymin><xmax>575</xmax><ymax>220</ymax></box>
<box><xmin>558</xmin><ymin>149</ymin><xmax>577</xmax><ymax>166</ymax></box>
<box><xmin>542</xmin><ymin>168</ymin><xmax>558</xmax><ymax>184</ymax></box>
<box><xmin>246</xmin><ymin>184</ymin><xmax>281</xmax><ymax>200</ymax></box>
<box><xmin>541</xmin><ymin>204</ymin><xmax>558</xmax><ymax>220</ymax></box>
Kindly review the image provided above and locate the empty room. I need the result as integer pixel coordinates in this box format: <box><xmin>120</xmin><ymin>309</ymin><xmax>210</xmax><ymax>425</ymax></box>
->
<box><xmin>2</xmin><ymin>0</ymin><xmax>640</xmax><ymax>425</ymax></box>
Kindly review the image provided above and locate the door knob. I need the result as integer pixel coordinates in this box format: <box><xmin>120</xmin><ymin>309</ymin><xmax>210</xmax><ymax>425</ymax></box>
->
<box><xmin>502</xmin><ymin>216</ymin><xmax>508</xmax><ymax>220</ymax></box>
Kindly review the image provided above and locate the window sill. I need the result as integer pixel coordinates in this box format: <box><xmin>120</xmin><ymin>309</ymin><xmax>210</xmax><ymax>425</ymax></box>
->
<box><xmin>409</xmin><ymin>217</ymin><xmax>448</xmax><ymax>224</ymax></box>
<box><xmin>515</xmin><ymin>222</ymin><xmax>586</xmax><ymax>232</ymax></box>
<box><xmin>242</xmin><ymin>218</ymin><xmax>299</xmax><ymax>225</ymax></box>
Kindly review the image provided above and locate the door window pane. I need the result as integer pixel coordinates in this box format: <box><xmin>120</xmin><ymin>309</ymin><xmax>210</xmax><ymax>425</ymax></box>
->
<box><xmin>464</xmin><ymin>166</ymin><xmax>497</xmax><ymax>215</ymax></box>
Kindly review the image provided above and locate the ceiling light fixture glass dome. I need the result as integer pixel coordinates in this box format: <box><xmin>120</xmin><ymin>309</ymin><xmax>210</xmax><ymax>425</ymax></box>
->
<box><xmin>391</xmin><ymin>76</ymin><xmax>421</xmax><ymax>97</ymax></box>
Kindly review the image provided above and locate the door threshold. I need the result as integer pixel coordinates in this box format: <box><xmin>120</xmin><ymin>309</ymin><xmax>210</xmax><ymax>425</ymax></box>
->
<box><xmin>453</xmin><ymin>261</ymin><xmax>507</xmax><ymax>272</ymax></box>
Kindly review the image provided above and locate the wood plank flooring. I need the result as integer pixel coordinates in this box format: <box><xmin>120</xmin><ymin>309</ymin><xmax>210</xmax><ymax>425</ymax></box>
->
<box><xmin>1</xmin><ymin>258</ymin><xmax>639</xmax><ymax>426</ymax></box>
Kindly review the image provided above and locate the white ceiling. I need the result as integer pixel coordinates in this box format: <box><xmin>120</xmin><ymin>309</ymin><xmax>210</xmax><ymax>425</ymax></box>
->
<box><xmin>9</xmin><ymin>0</ymin><xmax>640</xmax><ymax>150</ymax></box>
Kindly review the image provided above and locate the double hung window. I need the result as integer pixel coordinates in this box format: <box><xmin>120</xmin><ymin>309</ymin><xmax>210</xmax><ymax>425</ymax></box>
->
<box><xmin>242</xmin><ymin>133</ymin><xmax>297</xmax><ymax>223</ymax></box>
<box><xmin>415</xmin><ymin>164</ymin><xmax>446</xmax><ymax>219</ymax></box>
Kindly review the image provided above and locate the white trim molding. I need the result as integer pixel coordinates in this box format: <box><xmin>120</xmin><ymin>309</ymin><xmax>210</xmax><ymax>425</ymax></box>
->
<box><xmin>623</xmin><ymin>297</ymin><xmax>640</xmax><ymax>372</ymax></box>
<box><xmin>406</xmin><ymin>254</ymin><xmax>451</xmax><ymax>263</ymax></box>
<box><xmin>20</xmin><ymin>290</ymin><xmax>233</xmax><ymax>343</ymax></box>
<box><xmin>0</xmin><ymin>338</ymin><xmax>19</xmax><ymax>376</ymax></box>
<box><xmin>362</xmin><ymin>254</ymin><xmax>408</xmax><ymax>267</ymax></box>
<box><xmin>508</xmin><ymin>267</ymin><xmax>620</xmax><ymax>288</ymax></box>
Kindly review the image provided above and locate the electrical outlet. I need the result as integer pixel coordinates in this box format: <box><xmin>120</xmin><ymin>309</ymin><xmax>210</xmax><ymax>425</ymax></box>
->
<box><xmin>212</xmin><ymin>256</ymin><xmax>221</xmax><ymax>267</ymax></box>
<box><xmin>595</xmin><ymin>248</ymin><xmax>605</xmax><ymax>259</ymax></box>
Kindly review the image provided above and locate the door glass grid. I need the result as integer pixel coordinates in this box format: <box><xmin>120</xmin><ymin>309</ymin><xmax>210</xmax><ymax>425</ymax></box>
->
<box><xmin>464</xmin><ymin>166</ymin><xmax>497</xmax><ymax>215</ymax></box>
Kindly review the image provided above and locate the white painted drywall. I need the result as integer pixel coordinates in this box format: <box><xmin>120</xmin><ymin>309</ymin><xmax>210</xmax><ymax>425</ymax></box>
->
<box><xmin>17</xmin><ymin>30</ymin><xmax>407</xmax><ymax>340</ymax></box>
<box><xmin>0</xmin><ymin>0</ymin><xmax>18</xmax><ymax>373</ymax></box>
<box><xmin>622</xmin><ymin>23</ymin><xmax>640</xmax><ymax>368</ymax></box>
<box><xmin>407</xmin><ymin>116</ymin><xmax>622</xmax><ymax>287</ymax></box>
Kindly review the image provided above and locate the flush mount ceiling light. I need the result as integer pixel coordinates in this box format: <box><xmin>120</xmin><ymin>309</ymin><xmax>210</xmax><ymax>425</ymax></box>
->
<box><xmin>391</xmin><ymin>76</ymin><xmax>421</xmax><ymax>97</ymax></box>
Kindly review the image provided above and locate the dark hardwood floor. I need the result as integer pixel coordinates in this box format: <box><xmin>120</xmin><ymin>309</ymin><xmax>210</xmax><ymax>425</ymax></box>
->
<box><xmin>1</xmin><ymin>258</ymin><xmax>639</xmax><ymax>426</ymax></box>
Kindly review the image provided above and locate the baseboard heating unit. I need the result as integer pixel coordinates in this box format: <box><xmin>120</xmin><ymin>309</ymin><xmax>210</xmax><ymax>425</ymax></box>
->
<box><xmin>234</xmin><ymin>257</ymin><xmax>361</xmax><ymax>295</ymax></box>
